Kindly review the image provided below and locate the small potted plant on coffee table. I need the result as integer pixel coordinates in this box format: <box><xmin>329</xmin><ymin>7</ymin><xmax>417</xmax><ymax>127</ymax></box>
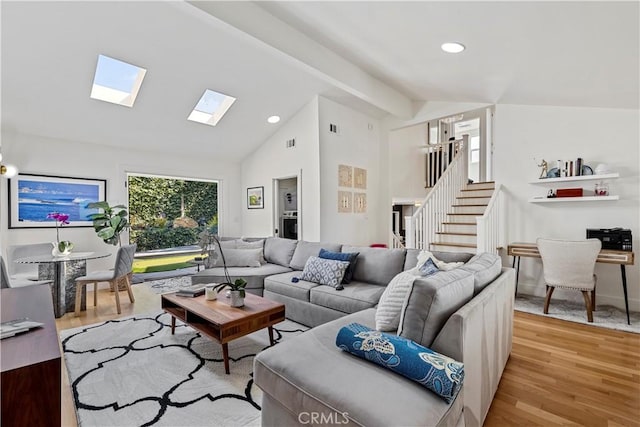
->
<box><xmin>213</xmin><ymin>278</ymin><xmax>247</xmax><ymax>307</ymax></box>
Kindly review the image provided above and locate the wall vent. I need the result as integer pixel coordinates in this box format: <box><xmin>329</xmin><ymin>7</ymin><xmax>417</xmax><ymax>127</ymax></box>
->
<box><xmin>329</xmin><ymin>123</ymin><xmax>339</xmax><ymax>134</ymax></box>
<box><xmin>286</xmin><ymin>138</ymin><xmax>296</xmax><ymax>148</ymax></box>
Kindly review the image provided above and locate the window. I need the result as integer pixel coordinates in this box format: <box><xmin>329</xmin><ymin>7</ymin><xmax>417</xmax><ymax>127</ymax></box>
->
<box><xmin>187</xmin><ymin>89</ymin><xmax>236</xmax><ymax>126</ymax></box>
<box><xmin>90</xmin><ymin>55</ymin><xmax>146</xmax><ymax>107</ymax></box>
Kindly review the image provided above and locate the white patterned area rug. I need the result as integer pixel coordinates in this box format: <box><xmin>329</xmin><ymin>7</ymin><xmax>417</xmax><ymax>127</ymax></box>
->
<box><xmin>515</xmin><ymin>294</ymin><xmax>639</xmax><ymax>334</ymax></box>
<box><xmin>144</xmin><ymin>276</ymin><xmax>194</xmax><ymax>294</ymax></box>
<box><xmin>60</xmin><ymin>312</ymin><xmax>307</xmax><ymax>427</ymax></box>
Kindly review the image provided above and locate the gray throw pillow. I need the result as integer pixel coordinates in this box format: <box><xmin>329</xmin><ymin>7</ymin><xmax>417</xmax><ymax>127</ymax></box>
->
<box><xmin>398</xmin><ymin>268</ymin><xmax>474</xmax><ymax>347</ymax></box>
<box><xmin>237</xmin><ymin>239</ymin><xmax>266</xmax><ymax>264</ymax></box>
<box><xmin>264</xmin><ymin>237</ymin><xmax>298</xmax><ymax>267</ymax></box>
<box><xmin>212</xmin><ymin>248</ymin><xmax>262</xmax><ymax>267</ymax></box>
<box><xmin>458</xmin><ymin>252</ymin><xmax>502</xmax><ymax>295</ymax></box>
<box><xmin>299</xmin><ymin>256</ymin><xmax>350</xmax><ymax>289</ymax></box>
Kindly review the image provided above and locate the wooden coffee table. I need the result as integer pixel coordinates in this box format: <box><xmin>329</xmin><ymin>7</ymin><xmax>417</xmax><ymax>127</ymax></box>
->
<box><xmin>161</xmin><ymin>292</ymin><xmax>285</xmax><ymax>374</ymax></box>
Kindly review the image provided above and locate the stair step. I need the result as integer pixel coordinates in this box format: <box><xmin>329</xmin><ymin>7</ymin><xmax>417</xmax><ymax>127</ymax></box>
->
<box><xmin>430</xmin><ymin>242</ymin><xmax>478</xmax><ymax>253</ymax></box>
<box><xmin>448</xmin><ymin>213</ymin><xmax>482</xmax><ymax>216</ymax></box>
<box><xmin>466</xmin><ymin>182</ymin><xmax>495</xmax><ymax>190</ymax></box>
<box><xmin>457</xmin><ymin>196</ymin><xmax>491</xmax><ymax>199</ymax></box>
<box><xmin>435</xmin><ymin>232</ymin><xmax>477</xmax><ymax>244</ymax></box>
<box><xmin>436</xmin><ymin>232</ymin><xmax>477</xmax><ymax>236</ymax></box>
<box><xmin>442</xmin><ymin>222</ymin><xmax>476</xmax><ymax>225</ymax></box>
<box><xmin>431</xmin><ymin>242</ymin><xmax>477</xmax><ymax>248</ymax></box>
<box><xmin>452</xmin><ymin>204</ymin><xmax>487</xmax><ymax>207</ymax></box>
<box><xmin>459</xmin><ymin>188</ymin><xmax>494</xmax><ymax>198</ymax></box>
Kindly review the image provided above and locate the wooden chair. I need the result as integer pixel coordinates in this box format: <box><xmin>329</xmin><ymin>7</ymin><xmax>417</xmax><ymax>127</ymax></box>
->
<box><xmin>74</xmin><ymin>244</ymin><xmax>137</xmax><ymax>316</ymax></box>
<box><xmin>537</xmin><ymin>238</ymin><xmax>601</xmax><ymax>322</ymax></box>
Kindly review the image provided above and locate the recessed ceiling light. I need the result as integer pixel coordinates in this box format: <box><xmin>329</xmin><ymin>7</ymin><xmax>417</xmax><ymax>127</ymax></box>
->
<box><xmin>267</xmin><ymin>115</ymin><xmax>280</xmax><ymax>124</ymax></box>
<box><xmin>90</xmin><ymin>54</ymin><xmax>147</xmax><ymax>107</ymax></box>
<box><xmin>187</xmin><ymin>89</ymin><xmax>236</xmax><ymax>127</ymax></box>
<box><xmin>441</xmin><ymin>42</ymin><xmax>465</xmax><ymax>54</ymax></box>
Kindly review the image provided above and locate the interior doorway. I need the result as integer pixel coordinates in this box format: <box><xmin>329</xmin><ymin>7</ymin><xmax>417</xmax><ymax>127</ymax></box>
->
<box><xmin>273</xmin><ymin>176</ymin><xmax>299</xmax><ymax>240</ymax></box>
<box><xmin>426</xmin><ymin>107</ymin><xmax>493</xmax><ymax>182</ymax></box>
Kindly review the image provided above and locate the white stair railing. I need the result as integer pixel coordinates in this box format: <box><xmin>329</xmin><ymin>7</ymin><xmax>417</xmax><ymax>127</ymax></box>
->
<box><xmin>476</xmin><ymin>183</ymin><xmax>506</xmax><ymax>254</ymax></box>
<box><xmin>406</xmin><ymin>135</ymin><xmax>469</xmax><ymax>250</ymax></box>
<box><xmin>391</xmin><ymin>232</ymin><xmax>405</xmax><ymax>249</ymax></box>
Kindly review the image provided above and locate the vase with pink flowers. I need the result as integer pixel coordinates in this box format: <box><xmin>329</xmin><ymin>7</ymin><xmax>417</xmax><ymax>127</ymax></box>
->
<box><xmin>47</xmin><ymin>212</ymin><xmax>74</xmax><ymax>256</ymax></box>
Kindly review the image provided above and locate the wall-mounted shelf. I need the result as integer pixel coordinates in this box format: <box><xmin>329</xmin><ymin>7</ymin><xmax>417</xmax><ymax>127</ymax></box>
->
<box><xmin>529</xmin><ymin>173</ymin><xmax>619</xmax><ymax>184</ymax></box>
<box><xmin>529</xmin><ymin>195</ymin><xmax>619</xmax><ymax>203</ymax></box>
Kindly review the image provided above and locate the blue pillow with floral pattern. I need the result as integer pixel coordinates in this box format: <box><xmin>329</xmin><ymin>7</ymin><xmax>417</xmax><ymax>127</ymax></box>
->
<box><xmin>336</xmin><ymin>323</ymin><xmax>464</xmax><ymax>403</ymax></box>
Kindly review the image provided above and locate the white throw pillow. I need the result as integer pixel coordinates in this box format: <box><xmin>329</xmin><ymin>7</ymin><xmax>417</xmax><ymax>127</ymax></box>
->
<box><xmin>417</xmin><ymin>250</ymin><xmax>463</xmax><ymax>272</ymax></box>
<box><xmin>375</xmin><ymin>270</ymin><xmax>420</xmax><ymax>331</ymax></box>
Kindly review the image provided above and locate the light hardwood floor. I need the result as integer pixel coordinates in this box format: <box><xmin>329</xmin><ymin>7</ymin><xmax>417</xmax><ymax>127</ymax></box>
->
<box><xmin>56</xmin><ymin>287</ymin><xmax>640</xmax><ymax>426</ymax></box>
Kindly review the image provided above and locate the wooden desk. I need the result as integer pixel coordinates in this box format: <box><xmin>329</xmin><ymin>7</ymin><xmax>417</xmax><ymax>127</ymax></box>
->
<box><xmin>1</xmin><ymin>286</ymin><xmax>61</xmax><ymax>427</ymax></box>
<box><xmin>508</xmin><ymin>242</ymin><xmax>635</xmax><ymax>325</ymax></box>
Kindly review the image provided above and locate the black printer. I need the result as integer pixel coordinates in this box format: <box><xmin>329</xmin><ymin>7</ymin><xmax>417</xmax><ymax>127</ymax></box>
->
<box><xmin>586</xmin><ymin>228</ymin><xmax>632</xmax><ymax>252</ymax></box>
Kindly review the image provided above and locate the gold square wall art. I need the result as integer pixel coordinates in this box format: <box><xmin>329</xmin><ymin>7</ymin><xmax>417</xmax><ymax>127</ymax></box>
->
<box><xmin>354</xmin><ymin>192</ymin><xmax>367</xmax><ymax>213</ymax></box>
<box><xmin>354</xmin><ymin>167</ymin><xmax>367</xmax><ymax>189</ymax></box>
<box><xmin>338</xmin><ymin>191</ymin><xmax>353</xmax><ymax>213</ymax></box>
<box><xmin>338</xmin><ymin>164</ymin><xmax>353</xmax><ymax>188</ymax></box>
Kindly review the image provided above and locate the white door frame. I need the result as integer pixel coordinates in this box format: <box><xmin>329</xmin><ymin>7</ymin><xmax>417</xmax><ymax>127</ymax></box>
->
<box><xmin>272</xmin><ymin>171</ymin><xmax>302</xmax><ymax>239</ymax></box>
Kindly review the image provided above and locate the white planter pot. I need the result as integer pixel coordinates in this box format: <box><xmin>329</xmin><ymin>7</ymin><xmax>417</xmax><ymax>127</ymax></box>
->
<box><xmin>229</xmin><ymin>291</ymin><xmax>244</xmax><ymax>307</ymax></box>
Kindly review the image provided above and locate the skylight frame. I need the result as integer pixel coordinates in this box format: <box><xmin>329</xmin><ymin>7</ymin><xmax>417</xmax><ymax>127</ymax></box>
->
<box><xmin>187</xmin><ymin>89</ymin><xmax>236</xmax><ymax>127</ymax></box>
<box><xmin>90</xmin><ymin>54</ymin><xmax>147</xmax><ymax>108</ymax></box>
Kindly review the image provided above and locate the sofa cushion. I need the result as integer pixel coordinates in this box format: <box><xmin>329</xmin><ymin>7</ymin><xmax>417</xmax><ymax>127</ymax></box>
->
<box><xmin>458</xmin><ymin>252</ymin><xmax>502</xmax><ymax>295</ymax></box>
<box><xmin>211</xmin><ymin>248</ymin><xmax>263</xmax><ymax>267</ymax></box>
<box><xmin>264</xmin><ymin>272</ymin><xmax>320</xmax><ymax>302</ymax></box>
<box><xmin>289</xmin><ymin>241</ymin><xmax>342</xmax><ymax>270</ymax></box>
<box><xmin>336</xmin><ymin>323</ymin><xmax>464</xmax><ymax>403</ymax></box>
<box><xmin>254</xmin><ymin>309</ymin><xmax>463</xmax><ymax>427</ymax></box>
<box><xmin>342</xmin><ymin>246</ymin><xmax>406</xmax><ymax>286</ymax></box>
<box><xmin>264</xmin><ymin>237</ymin><xmax>298</xmax><ymax>267</ymax></box>
<box><xmin>318</xmin><ymin>249</ymin><xmax>359</xmax><ymax>284</ymax></box>
<box><xmin>375</xmin><ymin>271</ymin><xmax>419</xmax><ymax>331</ymax></box>
<box><xmin>191</xmin><ymin>263</ymin><xmax>292</xmax><ymax>289</ymax></box>
<box><xmin>299</xmin><ymin>257</ymin><xmax>350</xmax><ymax>289</ymax></box>
<box><xmin>398</xmin><ymin>269</ymin><xmax>474</xmax><ymax>347</ymax></box>
<box><xmin>310</xmin><ymin>281</ymin><xmax>385</xmax><ymax>314</ymax></box>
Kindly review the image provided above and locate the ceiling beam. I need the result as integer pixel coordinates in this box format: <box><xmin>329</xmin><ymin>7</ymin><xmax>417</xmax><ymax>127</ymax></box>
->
<box><xmin>186</xmin><ymin>1</ymin><xmax>414</xmax><ymax>119</ymax></box>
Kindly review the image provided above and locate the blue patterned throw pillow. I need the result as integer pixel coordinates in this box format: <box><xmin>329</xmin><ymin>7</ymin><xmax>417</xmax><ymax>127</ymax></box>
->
<box><xmin>418</xmin><ymin>258</ymin><xmax>440</xmax><ymax>276</ymax></box>
<box><xmin>318</xmin><ymin>248</ymin><xmax>359</xmax><ymax>284</ymax></box>
<box><xmin>336</xmin><ymin>323</ymin><xmax>464</xmax><ymax>403</ymax></box>
<box><xmin>300</xmin><ymin>256</ymin><xmax>350</xmax><ymax>289</ymax></box>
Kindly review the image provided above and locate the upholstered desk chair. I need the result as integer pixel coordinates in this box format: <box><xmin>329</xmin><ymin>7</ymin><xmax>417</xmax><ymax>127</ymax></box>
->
<box><xmin>0</xmin><ymin>256</ymin><xmax>53</xmax><ymax>288</ymax></box>
<box><xmin>74</xmin><ymin>244</ymin><xmax>137</xmax><ymax>316</ymax></box>
<box><xmin>537</xmin><ymin>238</ymin><xmax>601</xmax><ymax>322</ymax></box>
<box><xmin>6</xmin><ymin>242</ymin><xmax>54</xmax><ymax>281</ymax></box>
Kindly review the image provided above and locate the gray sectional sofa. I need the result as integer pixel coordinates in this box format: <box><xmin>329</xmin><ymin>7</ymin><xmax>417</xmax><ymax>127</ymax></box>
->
<box><xmin>191</xmin><ymin>236</ymin><xmax>515</xmax><ymax>426</ymax></box>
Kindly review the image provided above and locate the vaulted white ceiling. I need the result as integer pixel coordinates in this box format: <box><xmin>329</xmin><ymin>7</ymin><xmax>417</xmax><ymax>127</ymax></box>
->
<box><xmin>2</xmin><ymin>1</ymin><xmax>638</xmax><ymax>160</ymax></box>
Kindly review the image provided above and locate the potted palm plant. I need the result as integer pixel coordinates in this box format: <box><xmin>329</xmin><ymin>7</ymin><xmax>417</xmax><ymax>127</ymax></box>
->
<box><xmin>86</xmin><ymin>202</ymin><xmax>129</xmax><ymax>246</ymax></box>
<box><xmin>198</xmin><ymin>230</ymin><xmax>247</xmax><ymax>307</ymax></box>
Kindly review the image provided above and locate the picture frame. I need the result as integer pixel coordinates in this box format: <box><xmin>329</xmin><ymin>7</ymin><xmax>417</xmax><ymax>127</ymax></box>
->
<box><xmin>247</xmin><ymin>186</ymin><xmax>264</xmax><ymax>209</ymax></box>
<box><xmin>8</xmin><ymin>173</ymin><xmax>107</xmax><ymax>228</ymax></box>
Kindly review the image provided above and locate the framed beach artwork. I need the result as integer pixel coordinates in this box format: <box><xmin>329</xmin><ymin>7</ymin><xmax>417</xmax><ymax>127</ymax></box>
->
<box><xmin>8</xmin><ymin>173</ymin><xmax>106</xmax><ymax>228</ymax></box>
<box><xmin>247</xmin><ymin>186</ymin><xmax>264</xmax><ymax>209</ymax></box>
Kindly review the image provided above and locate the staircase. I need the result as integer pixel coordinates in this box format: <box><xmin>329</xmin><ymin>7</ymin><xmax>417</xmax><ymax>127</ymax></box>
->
<box><xmin>431</xmin><ymin>181</ymin><xmax>495</xmax><ymax>253</ymax></box>
<box><xmin>404</xmin><ymin>136</ymin><xmax>505</xmax><ymax>254</ymax></box>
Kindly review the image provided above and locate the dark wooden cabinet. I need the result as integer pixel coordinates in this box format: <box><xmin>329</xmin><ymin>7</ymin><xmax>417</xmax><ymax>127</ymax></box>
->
<box><xmin>1</xmin><ymin>286</ymin><xmax>61</xmax><ymax>427</ymax></box>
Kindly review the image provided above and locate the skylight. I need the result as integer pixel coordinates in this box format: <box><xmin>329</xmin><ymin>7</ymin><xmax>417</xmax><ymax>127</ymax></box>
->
<box><xmin>90</xmin><ymin>54</ymin><xmax>147</xmax><ymax>107</ymax></box>
<box><xmin>188</xmin><ymin>89</ymin><xmax>236</xmax><ymax>127</ymax></box>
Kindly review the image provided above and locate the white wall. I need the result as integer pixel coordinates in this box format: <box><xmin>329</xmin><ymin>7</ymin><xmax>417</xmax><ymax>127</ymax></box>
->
<box><xmin>240</xmin><ymin>98</ymin><xmax>320</xmax><ymax>240</ymax></box>
<box><xmin>493</xmin><ymin>104</ymin><xmax>640</xmax><ymax>311</ymax></box>
<box><xmin>318</xmin><ymin>96</ymin><xmax>384</xmax><ymax>246</ymax></box>
<box><xmin>1</xmin><ymin>132</ymin><xmax>243</xmax><ymax>270</ymax></box>
<box><xmin>388</xmin><ymin>123</ymin><xmax>429</xmax><ymax>200</ymax></box>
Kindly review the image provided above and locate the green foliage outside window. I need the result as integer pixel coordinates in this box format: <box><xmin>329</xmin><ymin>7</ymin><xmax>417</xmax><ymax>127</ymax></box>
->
<box><xmin>128</xmin><ymin>176</ymin><xmax>218</xmax><ymax>251</ymax></box>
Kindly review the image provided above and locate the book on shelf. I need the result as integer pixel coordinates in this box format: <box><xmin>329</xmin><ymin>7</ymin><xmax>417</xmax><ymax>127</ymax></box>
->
<box><xmin>0</xmin><ymin>318</ymin><xmax>44</xmax><ymax>339</ymax></box>
<box><xmin>175</xmin><ymin>285</ymin><xmax>206</xmax><ymax>297</ymax></box>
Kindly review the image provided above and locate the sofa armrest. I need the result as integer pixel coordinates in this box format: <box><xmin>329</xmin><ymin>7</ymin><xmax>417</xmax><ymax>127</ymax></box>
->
<box><xmin>431</xmin><ymin>267</ymin><xmax>515</xmax><ymax>426</ymax></box>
